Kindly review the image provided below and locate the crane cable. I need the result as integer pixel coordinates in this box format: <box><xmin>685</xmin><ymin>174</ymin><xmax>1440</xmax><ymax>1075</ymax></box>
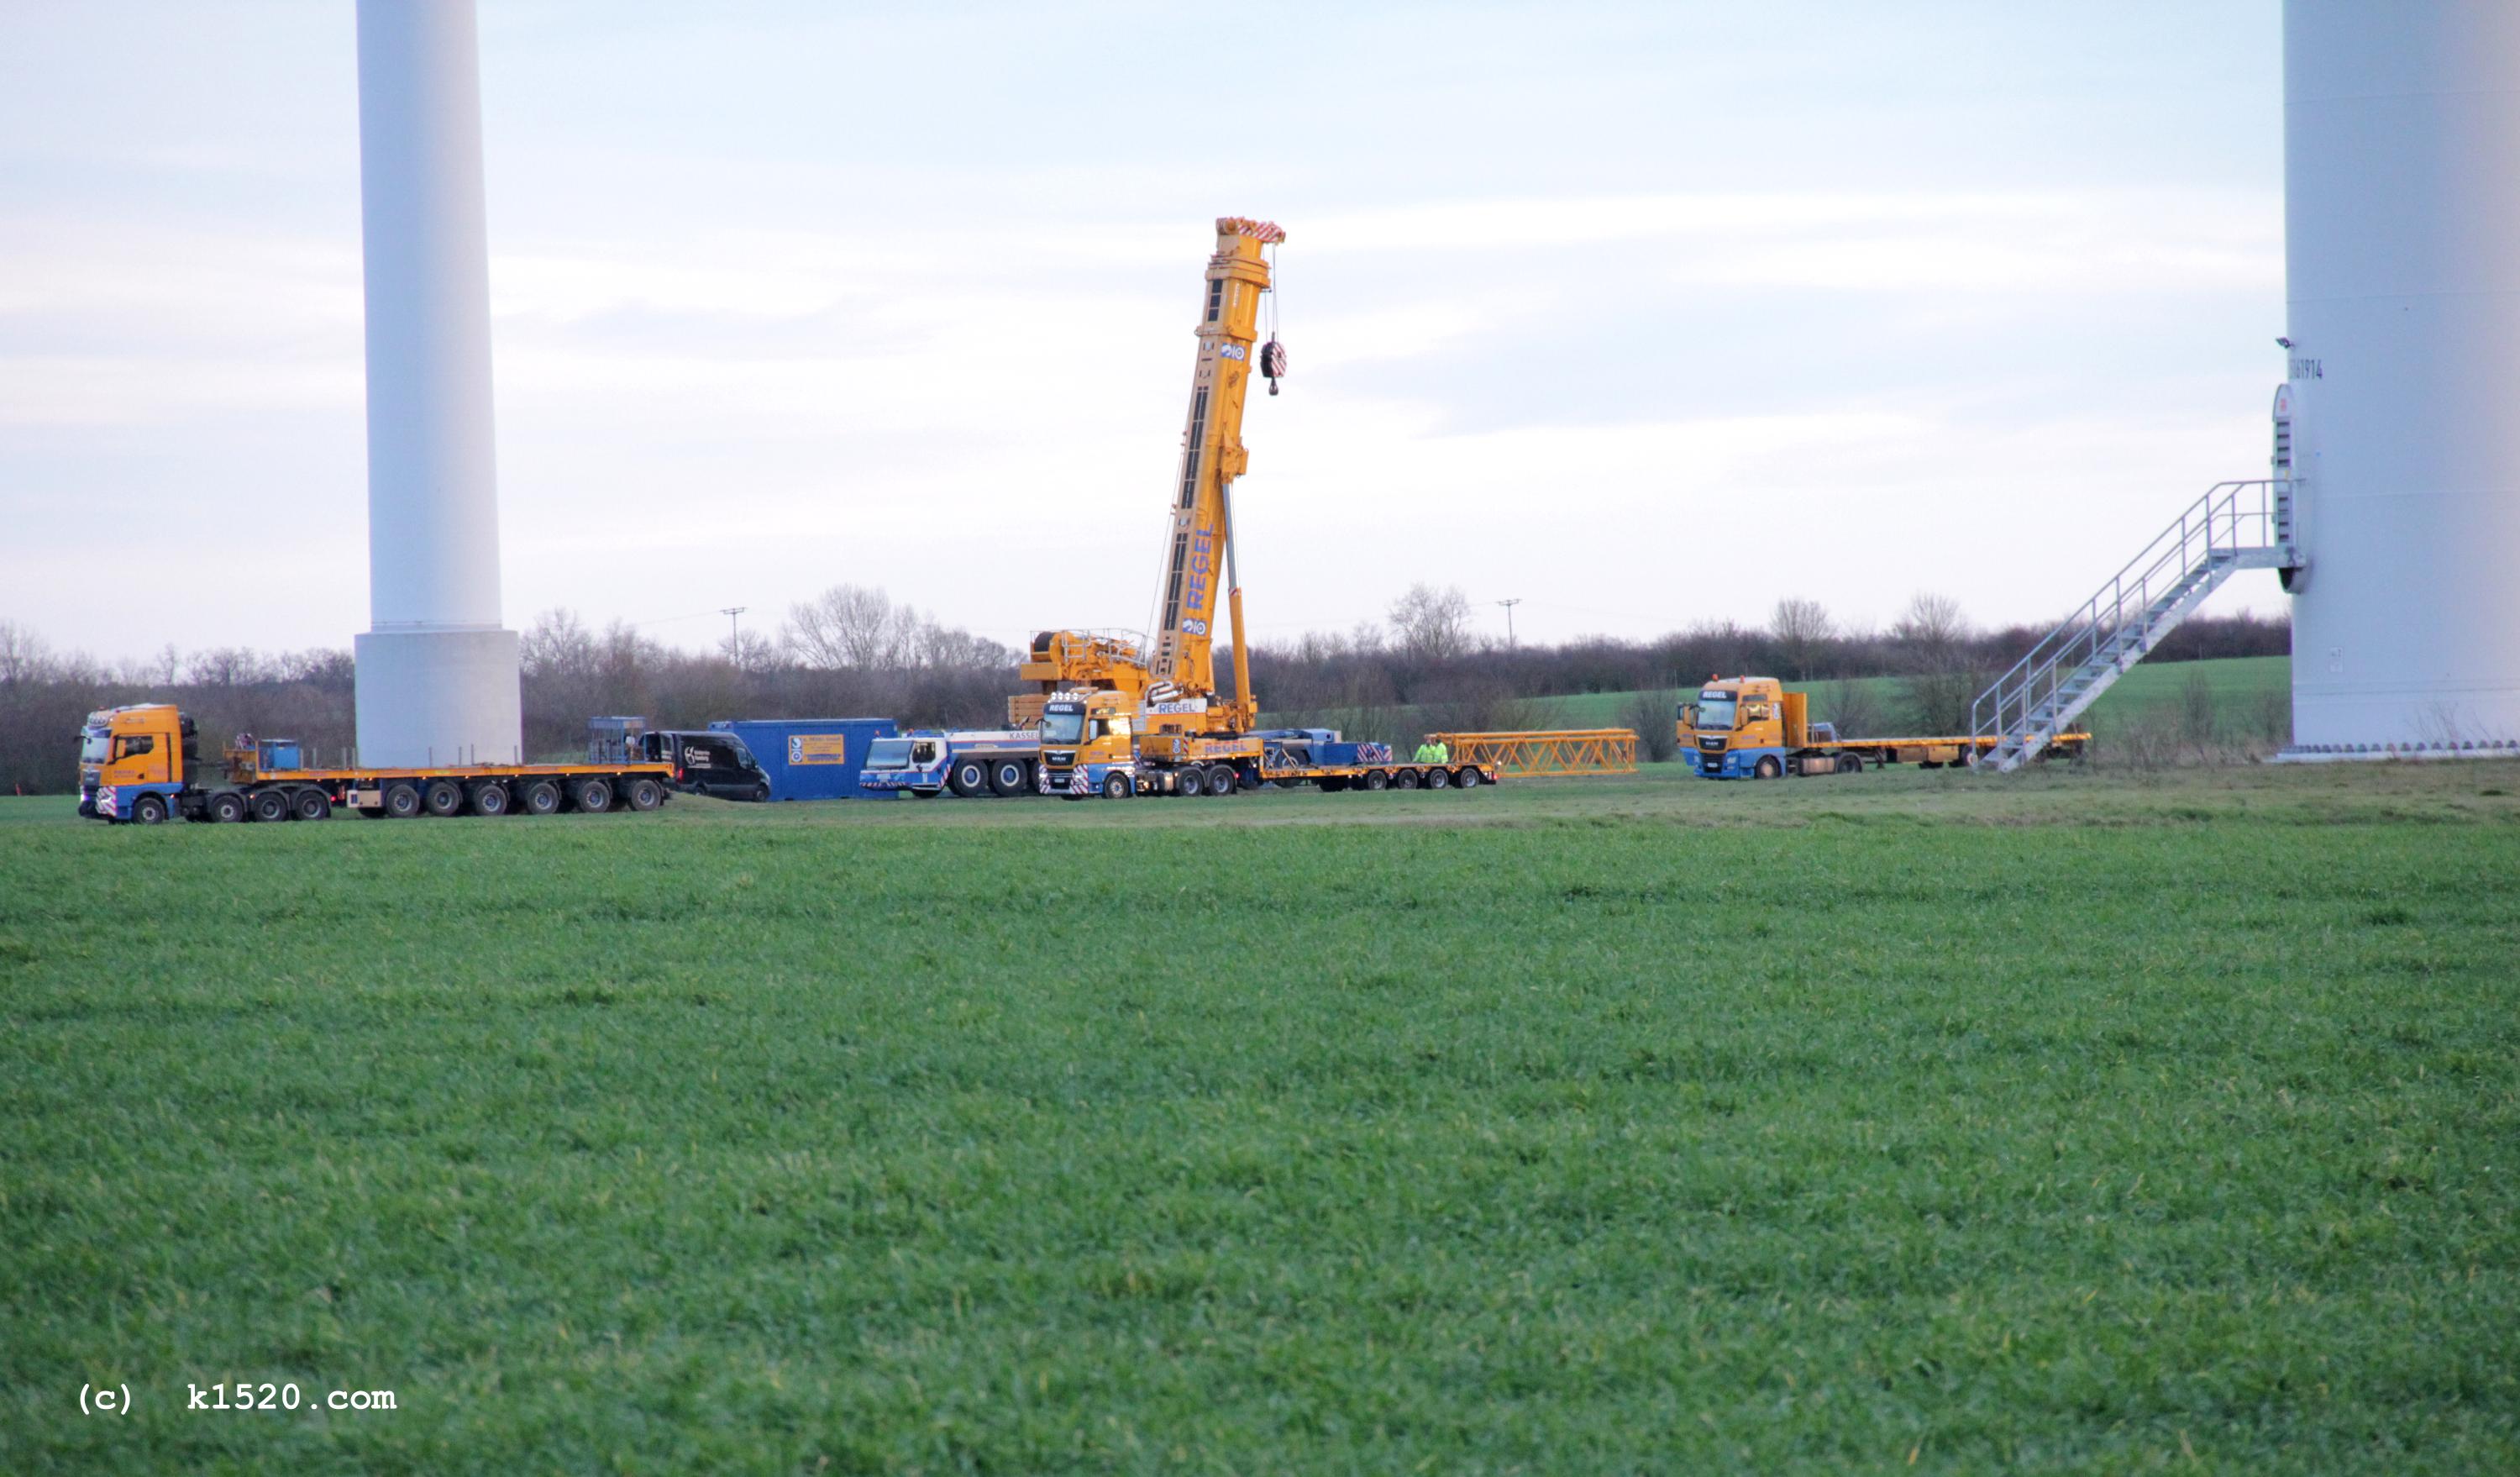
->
<box><xmin>1260</xmin><ymin>241</ymin><xmax>1288</xmax><ymax>395</ymax></box>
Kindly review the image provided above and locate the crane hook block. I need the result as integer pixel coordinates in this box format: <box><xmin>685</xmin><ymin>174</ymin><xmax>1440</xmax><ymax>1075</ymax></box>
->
<box><xmin>1261</xmin><ymin>338</ymin><xmax>1288</xmax><ymax>396</ymax></box>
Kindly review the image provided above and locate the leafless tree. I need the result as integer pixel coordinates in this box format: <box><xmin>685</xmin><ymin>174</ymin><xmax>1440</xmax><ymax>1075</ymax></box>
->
<box><xmin>1388</xmin><ymin>582</ymin><xmax>1473</xmax><ymax>665</ymax></box>
<box><xmin>785</xmin><ymin>585</ymin><xmax>901</xmax><ymax>670</ymax></box>
<box><xmin>1770</xmin><ymin>597</ymin><xmax>1835</xmax><ymax>681</ymax></box>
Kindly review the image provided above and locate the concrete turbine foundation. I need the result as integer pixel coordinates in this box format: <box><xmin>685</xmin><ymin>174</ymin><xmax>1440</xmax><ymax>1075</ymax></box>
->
<box><xmin>350</xmin><ymin>0</ymin><xmax>520</xmax><ymax>769</ymax></box>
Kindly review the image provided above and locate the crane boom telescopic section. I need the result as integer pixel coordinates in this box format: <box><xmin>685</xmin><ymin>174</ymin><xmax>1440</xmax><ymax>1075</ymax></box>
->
<box><xmin>1148</xmin><ymin>215</ymin><xmax>1282</xmax><ymax>729</ymax></box>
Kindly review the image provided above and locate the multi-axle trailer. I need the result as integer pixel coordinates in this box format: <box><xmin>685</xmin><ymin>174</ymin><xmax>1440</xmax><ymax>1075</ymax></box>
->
<box><xmin>78</xmin><ymin>704</ymin><xmax>675</xmax><ymax>823</ymax></box>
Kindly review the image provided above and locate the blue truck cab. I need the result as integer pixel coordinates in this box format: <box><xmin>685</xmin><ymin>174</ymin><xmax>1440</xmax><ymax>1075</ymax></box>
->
<box><xmin>858</xmin><ymin>729</ymin><xmax>1041</xmax><ymax>798</ymax></box>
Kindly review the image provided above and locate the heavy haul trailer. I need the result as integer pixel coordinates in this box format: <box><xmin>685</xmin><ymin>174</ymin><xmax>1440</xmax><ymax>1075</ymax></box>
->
<box><xmin>858</xmin><ymin>730</ymin><xmax>1041</xmax><ymax>798</ymax></box>
<box><xmin>1676</xmin><ymin>676</ymin><xmax>2087</xmax><ymax>780</ymax></box>
<box><xmin>1033</xmin><ymin>691</ymin><xmax>1497</xmax><ymax>797</ymax></box>
<box><xmin>76</xmin><ymin>703</ymin><xmax>676</xmax><ymax>823</ymax></box>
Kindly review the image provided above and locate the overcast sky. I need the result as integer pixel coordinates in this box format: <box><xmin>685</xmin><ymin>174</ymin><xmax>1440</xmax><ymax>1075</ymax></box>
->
<box><xmin>1</xmin><ymin>1</ymin><xmax>2290</xmax><ymax>663</ymax></box>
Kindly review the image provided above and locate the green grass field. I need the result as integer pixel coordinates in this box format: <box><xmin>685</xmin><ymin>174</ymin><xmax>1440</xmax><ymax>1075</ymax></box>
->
<box><xmin>6</xmin><ymin>758</ymin><xmax>2517</xmax><ymax>1472</ymax></box>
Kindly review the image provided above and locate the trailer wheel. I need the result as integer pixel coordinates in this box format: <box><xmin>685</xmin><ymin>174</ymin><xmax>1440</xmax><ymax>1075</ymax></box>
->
<box><xmin>251</xmin><ymin>788</ymin><xmax>293</xmax><ymax>823</ymax></box>
<box><xmin>132</xmin><ymin>793</ymin><xmax>170</xmax><ymax>825</ymax></box>
<box><xmin>1425</xmin><ymin>766</ymin><xmax>1452</xmax><ymax>789</ymax></box>
<box><xmin>518</xmin><ymin>779</ymin><xmax>563</xmax><ymax>816</ymax></box>
<box><xmin>1394</xmin><ymin>768</ymin><xmax>1422</xmax><ymax>790</ymax></box>
<box><xmin>1205</xmin><ymin>765</ymin><xmax>1237</xmax><ymax>796</ymax></box>
<box><xmin>383</xmin><ymin>782</ymin><xmax>423</xmax><ymax>818</ymax></box>
<box><xmin>468</xmin><ymin>781</ymin><xmax>510</xmax><ymax>817</ymax></box>
<box><xmin>1454</xmin><ymin>767</ymin><xmax>1483</xmax><ymax>789</ymax></box>
<box><xmin>1838</xmin><ymin>754</ymin><xmax>1863</xmax><ymax>775</ymax></box>
<box><xmin>1102</xmin><ymin>771</ymin><xmax>1133</xmax><ymax>800</ymax></box>
<box><xmin>624</xmin><ymin>776</ymin><xmax>667</xmax><ymax>812</ymax></box>
<box><xmin>293</xmin><ymin>789</ymin><xmax>332</xmax><ymax>822</ymax></box>
<box><xmin>420</xmin><ymin>779</ymin><xmax>464</xmax><ymax>816</ymax></box>
<box><xmin>1362</xmin><ymin>770</ymin><xmax>1389</xmax><ymax>791</ymax></box>
<box><xmin>570</xmin><ymin>777</ymin><xmax>614</xmax><ymax>813</ymax></box>
<box><xmin>989</xmin><ymin>759</ymin><xmax>1029</xmax><ymax>796</ymax></box>
<box><xmin>948</xmin><ymin>759</ymin><xmax>989</xmax><ymax>797</ymax></box>
<box><xmin>208</xmin><ymin>791</ymin><xmax>249</xmax><ymax>824</ymax></box>
<box><xmin>1755</xmin><ymin>756</ymin><xmax>1783</xmax><ymax>780</ymax></box>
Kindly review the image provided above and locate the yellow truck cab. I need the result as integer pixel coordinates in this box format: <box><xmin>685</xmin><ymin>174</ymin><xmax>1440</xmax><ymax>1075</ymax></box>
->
<box><xmin>78</xmin><ymin>704</ymin><xmax>197</xmax><ymax>821</ymax></box>
<box><xmin>1678</xmin><ymin>677</ymin><xmax>1814</xmax><ymax>780</ymax></box>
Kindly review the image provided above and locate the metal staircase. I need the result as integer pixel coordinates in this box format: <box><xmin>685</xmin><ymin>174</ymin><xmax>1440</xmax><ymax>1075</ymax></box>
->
<box><xmin>1971</xmin><ymin>479</ymin><xmax>2297</xmax><ymax>772</ymax></box>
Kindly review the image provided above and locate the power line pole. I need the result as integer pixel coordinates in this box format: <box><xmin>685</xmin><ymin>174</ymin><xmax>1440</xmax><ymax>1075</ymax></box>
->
<box><xmin>1495</xmin><ymin>597</ymin><xmax>1521</xmax><ymax>649</ymax></box>
<box><xmin>722</xmin><ymin>607</ymin><xmax>748</xmax><ymax>667</ymax></box>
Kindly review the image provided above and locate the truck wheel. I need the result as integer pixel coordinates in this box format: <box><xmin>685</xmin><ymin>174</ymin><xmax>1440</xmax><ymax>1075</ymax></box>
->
<box><xmin>132</xmin><ymin>793</ymin><xmax>170</xmax><ymax>825</ymax></box>
<box><xmin>624</xmin><ymin>777</ymin><xmax>667</xmax><ymax>812</ymax></box>
<box><xmin>251</xmin><ymin>789</ymin><xmax>293</xmax><ymax>823</ymax></box>
<box><xmin>383</xmin><ymin>782</ymin><xmax>423</xmax><ymax>818</ymax></box>
<box><xmin>1205</xmin><ymin>765</ymin><xmax>1237</xmax><ymax>796</ymax></box>
<box><xmin>749</xmin><ymin>782</ymin><xmax>770</xmax><ymax>803</ymax></box>
<box><xmin>208</xmin><ymin>791</ymin><xmax>249</xmax><ymax>824</ymax></box>
<box><xmin>1175</xmin><ymin>766</ymin><xmax>1207</xmax><ymax>797</ymax></box>
<box><xmin>293</xmin><ymin>789</ymin><xmax>332</xmax><ymax>822</ymax></box>
<box><xmin>1425</xmin><ymin>766</ymin><xmax>1452</xmax><ymax>789</ymax></box>
<box><xmin>1454</xmin><ymin>767</ymin><xmax>1483</xmax><ymax>789</ymax></box>
<box><xmin>1395</xmin><ymin>769</ymin><xmax>1422</xmax><ymax>790</ymax></box>
<box><xmin>949</xmin><ymin>759</ymin><xmax>988</xmax><ymax>797</ymax></box>
<box><xmin>1838</xmin><ymin>754</ymin><xmax>1863</xmax><ymax>775</ymax></box>
<box><xmin>1101</xmin><ymin>771</ymin><xmax>1132</xmax><ymax>800</ymax></box>
<box><xmin>518</xmin><ymin>779</ymin><xmax>563</xmax><ymax>815</ymax></box>
<box><xmin>570</xmin><ymin>777</ymin><xmax>614</xmax><ymax>813</ymax></box>
<box><xmin>468</xmin><ymin>781</ymin><xmax>509</xmax><ymax>817</ymax></box>
<box><xmin>989</xmin><ymin>759</ymin><xmax>1029</xmax><ymax>796</ymax></box>
<box><xmin>1362</xmin><ymin>770</ymin><xmax>1389</xmax><ymax>791</ymax></box>
<box><xmin>422</xmin><ymin>779</ymin><xmax>464</xmax><ymax>816</ymax></box>
<box><xmin>1755</xmin><ymin>756</ymin><xmax>1783</xmax><ymax>780</ymax></box>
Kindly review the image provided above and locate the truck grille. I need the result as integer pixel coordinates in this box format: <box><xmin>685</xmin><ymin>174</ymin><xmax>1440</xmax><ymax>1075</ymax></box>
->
<box><xmin>1698</xmin><ymin>737</ymin><xmax>1726</xmax><ymax>753</ymax></box>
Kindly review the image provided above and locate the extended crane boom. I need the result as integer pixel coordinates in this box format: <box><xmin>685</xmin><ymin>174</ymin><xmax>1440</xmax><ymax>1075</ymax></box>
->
<box><xmin>1011</xmin><ymin>216</ymin><xmax>1284</xmax><ymax>733</ymax></box>
<box><xmin>1147</xmin><ymin>215</ymin><xmax>1283</xmax><ymax>730</ymax></box>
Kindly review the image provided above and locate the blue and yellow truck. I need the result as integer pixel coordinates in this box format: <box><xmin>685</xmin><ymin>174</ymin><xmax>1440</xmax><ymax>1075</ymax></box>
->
<box><xmin>77</xmin><ymin>702</ymin><xmax>678</xmax><ymax>823</ymax></box>
<box><xmin>1677</xmin><ymin>675</ymin><xmax>2087</xmax><ymax>779</ymax></box>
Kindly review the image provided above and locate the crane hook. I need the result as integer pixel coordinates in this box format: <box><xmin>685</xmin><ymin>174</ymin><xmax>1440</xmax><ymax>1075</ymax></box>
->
<box><xmin>1260</xmin><ymin>337</ymin><xmax>1288</xmax><ymax>397</ymax></box>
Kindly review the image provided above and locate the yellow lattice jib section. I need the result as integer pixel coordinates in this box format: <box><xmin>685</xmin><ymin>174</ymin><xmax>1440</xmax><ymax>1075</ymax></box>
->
<box><xmin>1430</xmin><ymin>729</ymin><xmax>1638</xmax><ymax>777</ymax></box>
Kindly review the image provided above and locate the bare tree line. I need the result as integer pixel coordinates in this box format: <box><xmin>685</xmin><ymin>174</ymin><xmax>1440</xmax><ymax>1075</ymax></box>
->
<box><xmin>0</xmin><ymin>584</ymin><xmax>2286</xmax><ymax>792</ymax></box>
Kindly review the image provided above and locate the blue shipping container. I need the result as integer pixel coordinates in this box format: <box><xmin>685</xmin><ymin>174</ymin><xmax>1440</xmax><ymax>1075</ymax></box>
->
<box><xmin>708</xmin><ymin>717</ymin><xmax>899</xmax><ymax>800</ymax></box>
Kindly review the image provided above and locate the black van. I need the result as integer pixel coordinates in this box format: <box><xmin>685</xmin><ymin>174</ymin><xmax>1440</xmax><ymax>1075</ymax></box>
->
<box><xmin>642</xmin><ymin>730</ymin><xmax>772</xmax><ymax>802</ymax></box>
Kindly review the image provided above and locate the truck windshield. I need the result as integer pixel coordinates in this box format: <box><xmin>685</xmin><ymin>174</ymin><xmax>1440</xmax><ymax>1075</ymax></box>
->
<box><xmin>1696</xmin><ymin>696</ymin><xmax>1738</xmax><ymax>731</ymax></box>
<box><xmin>864</xmin><ymin>738</ymin><xmax>915</xmax><ymax>768</ymax></box>
<box><xmin>1039</xmin><ymin>709</ymin><xmax>1086</xmax><ymax>744</ymax></box>
<box><xmin>80</xmin><ymin>730</ymin><xmax>112</xmax><ymax>764</ymax></box>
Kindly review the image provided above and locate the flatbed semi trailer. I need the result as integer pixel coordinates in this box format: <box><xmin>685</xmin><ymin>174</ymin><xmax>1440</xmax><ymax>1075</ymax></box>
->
<box><xmin>1678</xmin><ymin>676</ymin><xmax>2087</xmax><ymax>779</ymax></box>
<box><xmin>77</xmin><ymin>703</ymin><xmax>676</xmax><ymax>823</ymax></box>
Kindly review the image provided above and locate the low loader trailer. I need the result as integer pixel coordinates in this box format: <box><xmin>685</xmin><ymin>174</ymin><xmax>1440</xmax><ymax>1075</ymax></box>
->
<box><xmin>1032</xmin><ymin>692</ymin><xmax>1498</xmax><ymax>798</ymax></box>
<box><xmin>1677</xmin><ymin>676</ymin><xmax>2087</xmax><ymax>780</ymax></box>
<box><xmin>77</xmin><ymin>703</ymin><xmax>678</xmax><ymax>823</ymax></box>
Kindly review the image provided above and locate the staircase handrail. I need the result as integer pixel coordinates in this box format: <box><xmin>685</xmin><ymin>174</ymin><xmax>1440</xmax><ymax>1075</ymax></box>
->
<box><xmin>1971</xmin><ymin>479</ymin><xmax>2286</xmax><ymax>748</ymax></box>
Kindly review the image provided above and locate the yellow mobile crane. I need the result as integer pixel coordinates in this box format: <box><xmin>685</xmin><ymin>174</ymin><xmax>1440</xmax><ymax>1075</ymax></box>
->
<box><xmin>1014</xmin><ymin>215</ymin><xmax>1284</xmax><ymax>734</ymax></box>
<box><xmin>1023</xmin><ymin>218</ymin><xmax>1496</xmax><ymax>798</ymax></box>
